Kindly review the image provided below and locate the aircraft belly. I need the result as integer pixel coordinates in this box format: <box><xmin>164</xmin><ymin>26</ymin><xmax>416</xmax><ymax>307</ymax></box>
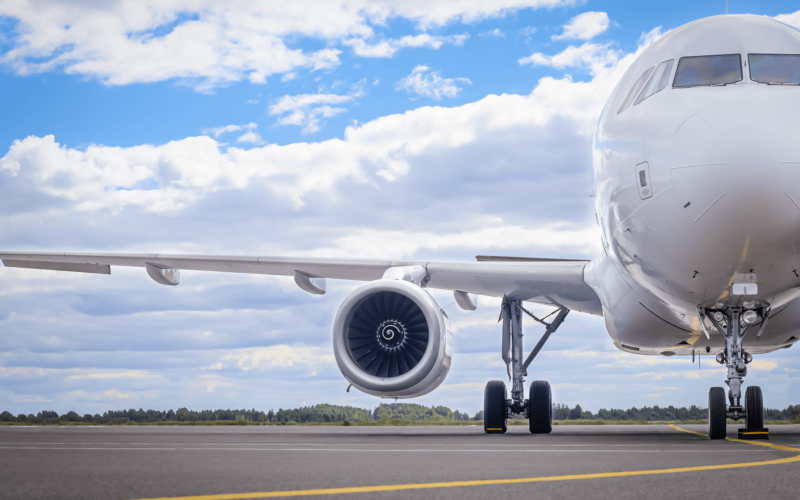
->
<box><xmin>747</xmin><ymin>299</ymin><xmax>800</xmax><ymax>351</ymax></box>
<box><xmin>606</xmin><ymin>295</ymin><xmax>799</xmax><ymax>356</ymax></box>
<box><xmin>609</xmin><ymin>294</ymin><xmax>700</xmax><ymax>352</ymax></box>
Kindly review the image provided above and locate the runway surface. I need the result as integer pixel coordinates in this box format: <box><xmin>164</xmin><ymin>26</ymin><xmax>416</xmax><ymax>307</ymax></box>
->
<box><xmin>0</xmin><ymin>423</ymin><xmax>799</xmax><ymax>499</ymax></box>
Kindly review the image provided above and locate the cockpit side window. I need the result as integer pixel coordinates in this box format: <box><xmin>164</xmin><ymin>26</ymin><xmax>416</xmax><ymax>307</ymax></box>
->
<box><xmin>749</xmin><ymin>54</ymin><xmax>800</xmax><ymax>85</ymax></box>
<box><xmin>634</xmin><ymin>59</ymin><xmax>674</xmax><ymax>105</ymax></box>
<box><xmin>673</xmin><ymin>54</ymin><xmax>742</xmax><ymax>87</ymax></box>
<box><xmin>617</xmin><ymin>66</ymin><xmax>654</xmax><ymax>115</ymax></box>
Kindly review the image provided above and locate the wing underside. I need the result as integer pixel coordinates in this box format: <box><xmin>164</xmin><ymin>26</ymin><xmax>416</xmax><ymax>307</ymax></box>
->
<box><xmin>0</xmin><ymin>251</ymin><xmax>602</xmax><ymax>315</ymax></box>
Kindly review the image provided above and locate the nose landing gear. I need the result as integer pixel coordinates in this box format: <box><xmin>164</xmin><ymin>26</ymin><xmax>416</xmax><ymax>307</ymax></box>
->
<box><xmin>700</xmin><ymin>307</ymin><xmax>768</xmax><ymax>440</ymax></box>
<box><xmin>483</xmin><ymin>299</ymin><xmax>568</xmax><ymax>434</ymax></box>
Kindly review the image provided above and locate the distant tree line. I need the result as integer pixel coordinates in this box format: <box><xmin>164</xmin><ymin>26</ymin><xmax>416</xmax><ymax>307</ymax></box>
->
<box><xmin>271</xmin><ymin>404</ymin><xmax>371</xmax><ymax>423</ymax></box>
<box><xmin>553</xmin><ymin>404</ymin><xmax>710</xmax><ymax>421</ymax></box>
<box><xmin>555</xmin><ymin>404</ymin><xmax>800</xmax><ymax>421</ymax></box>
<box><xmin>0</xmin><ymin>408</ymin><xmax>272</xmax><ymax>424</ymax></box>
<box><xmin>2</xmin><ymin>403</ymin><xmax>798</xmax><ymax>424</ymax></box>
<box><xmin>372</xmin><ymin>403</ymin><xmax>475</xmax><ymax>421</ymax></box>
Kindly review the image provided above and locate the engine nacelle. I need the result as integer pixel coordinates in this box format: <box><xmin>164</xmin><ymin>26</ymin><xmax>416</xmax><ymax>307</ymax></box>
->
<box><xmin>332</xmin><ymin>279</ymin><xmax>454</xmax><ymax>398</ymax></box>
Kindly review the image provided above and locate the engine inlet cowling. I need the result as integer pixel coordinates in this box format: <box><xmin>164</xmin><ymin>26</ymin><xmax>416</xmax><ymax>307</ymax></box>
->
<box><xmin>333</xmin><ymin>279</ymin><xmax>453</xmax><ymax>398</ymax></box>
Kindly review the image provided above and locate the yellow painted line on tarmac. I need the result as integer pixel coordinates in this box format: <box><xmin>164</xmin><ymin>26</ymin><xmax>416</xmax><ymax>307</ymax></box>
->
<box><xmin>669</xmin><ymin>424</ymin><xmax>798</xmax><ymax>453</ymax></box>
<box><xmin>670</xmin><ymin>424</ymin><xmax>707</xmax><ymax>437</ymax></box>
<box><xmin>133</xmin><ymin>426</ymin><xmax>800</xmax><ymax>500</ymax></box>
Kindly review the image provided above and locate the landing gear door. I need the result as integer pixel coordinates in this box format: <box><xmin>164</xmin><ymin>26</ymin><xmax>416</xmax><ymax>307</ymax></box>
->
<box><xmin>635</xmin><ymin>162</ymin><xmax>652</xmax><ymax>200</ymax></box>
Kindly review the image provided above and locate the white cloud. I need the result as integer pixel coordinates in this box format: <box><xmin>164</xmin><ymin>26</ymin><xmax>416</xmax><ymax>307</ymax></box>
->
<box><xmin>268</xmin><ymin>94</ymin><xmax>353</xmax><ymax>116</ymax></box>
<box><xmin>774</xmin><ymin>10</ymin><xmax>800</xmax><ymax>29</ymax></box>
<box><xmin>268</xmin><ymin>93</ymin><xmax>353</xmax><ymax>135</ymax></box>
<box><xmin>200</xmin><ymin>376</ymin><xmax>232</xmax><ymax>393</ymax></box>
<box><xmin>639</xmin><ymin>26</ymin><xmax>664</xmax><ymax>47</ymax></box>
<box><xmin>396</xmin><ymin>65</ymin><xmax>471</xmax><ymax>100</ymax></box>
<box><xmin>235</xmin><ymin>130</ymin><xmax>264</xmax><ymax>145</ymax></box>
<box><xmin>65</xmin><ymin>370</ymin><xmax>156</xmax><ymax>380</ymax></box>
<box><xmin>379</xmin><ymin>0</ymin><xmax>577</xmax><ymax>29</ymax></box>
<box><xmin>0</xmin><ymin>1</ymin><xmax>574</xmax><ymax>90</ymax></box>
<box><xmin>11</xmin><ymin>395</ymin><xmax>52</xmax><ymax>404</ymax></box>
<box><xmin>344</xmin><ymin>33</ymin><xmax>468</xmax><ymax>58</ymax></box>
<box><xmin>519</xmin><ymin>41</ymin><xmax>622</xmax><ymax>76</ymax></box>
<box><xmin>308</xmin><ymin>223</ymin><xmax>597</xmax><ymax>259</ymax></box>
<box><xmin>1</xmin><ymin>49</ymin><xmax>630</xmax><ymax>215</ymax></box>
<box><xmin>552</xmin><ymin>11</ymin><xmax>610</xmax><ymax>41</ymax></box>
<box><xmin>203</xmin><ymin>123</ymin><xmax>257</xmax><ymax>139</ymax></box>
<box><xmin>81</xmin><ymin>390</ymin><xmax>132</xmax><ymax>401</ymax></box>
<box><xmin>519</xmin><ymin>26</ymin><xmax>538</xmax><ymax>36</ymax></box>
<box><xmin>479</xmin><ymin>29</ymin><xmax>505</xmax><ymax>38</ymax></box>
<box><xmin>222</xmin><ymin>346</ymin><xmax>336</xmax><ymax>370</ymax></box>
<box><xmin>0</xmin><ymin>367</ymin><xmax>60</xmax><ymax>378</ymax></box>
<box><xmin>749</xmin><ymin>360</ymin><xmax>778</xmax><ymax>371</ymax></box>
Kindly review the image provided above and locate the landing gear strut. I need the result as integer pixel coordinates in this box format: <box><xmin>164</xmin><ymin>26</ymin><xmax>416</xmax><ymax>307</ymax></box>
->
<box><xmin>700</xmin><ymin>306</ymin><xmax>768</xmax><ymax>440</ymax></box>
<box><xmin>483</xmin><ymin>299</ymin><xmax>568</xmax><ymax>434</ymax></box>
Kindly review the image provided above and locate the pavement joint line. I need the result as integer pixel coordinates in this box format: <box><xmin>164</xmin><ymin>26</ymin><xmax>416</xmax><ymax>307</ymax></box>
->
<box><xmin>130</xmin><ymin>425</ymin><xmax>800</xmax><ymax>500</ymax></box>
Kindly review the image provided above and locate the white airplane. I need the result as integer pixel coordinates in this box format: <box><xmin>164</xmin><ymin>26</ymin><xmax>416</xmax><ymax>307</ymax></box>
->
<box><xmin>2</xmin><ymin>14</ymin><xmax>797</xmax><ymax>439</ymax></box>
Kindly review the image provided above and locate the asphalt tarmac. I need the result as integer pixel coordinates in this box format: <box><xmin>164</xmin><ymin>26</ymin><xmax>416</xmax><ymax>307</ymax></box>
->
<box><xmin>0</xmin><ymin>423</ymin><xmax>798</xmax><ymax>500</ymax></box>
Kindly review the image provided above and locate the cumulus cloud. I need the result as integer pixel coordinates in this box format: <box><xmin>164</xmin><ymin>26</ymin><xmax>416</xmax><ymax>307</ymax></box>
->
<box><xmin>1</xmin><ymin>49</ymin><xmax>628</xmax><ymax>217</ymax></box>
<box><xmin>65</xmin><ymin>370</ymin><xmax>157</xmax><ymax>380</ymax></box>
<box><xmin>268</xmin><ymin>93</ymin><xmax>353</xmax><ymax>135</ymax></box>
<box><xmin>519</xmin><ymin>41</ymin><xmax>623</xmax><ymax>76</ymax></box>
<box><xmin>200</xmin><ymin>376</ymin><xmax>232</xmax><ymax>393</ymax></box>
<box><xmin>344</xmin><ymin>33</ymin><xmax>468</xmax><ymax>58</ymax></box>
<box><xmin>479</xmin><ymin>29</ymin><xmax>505</xmax><ymax>38</ymax></box>
<box><xmin>0</xmin><ymin>1</ymin><xmax>574</xmax><ymax>90</ymax></box>
<box><xmin>396</xmin><ymin>65</ymin><xmax>471</xmax><ymax>100</ymax></box>
<box><xmin>307</xmin><ymin>223</ymin><xmax>597</xmax><ymax>259</ymax></box>
<box><xmin>235</xmin><ymin>130</ymin><xmax>264</xmax><ymax>145</ymax></box>
<box><xmin>203</xmin><ymin>123</ymin><xmax>258</xmax><ymax>139</ymax></box>
<box><xmin>97</xmin><ymin>390</ymin><xmax>131</xmax><ymax>400</ymax></box>
<box><xmin>552</xmin><ymin>11</ymin><xmax>610</xmax><ymax>41</ymax></box>
<box><xmin>222</xmin><ymin>346</ymin><xmax>336</xmax><ymax>370</ymax></box>
<box><xmin>774</xmin><ymin>10</ymin><xmax>800</xmax><ymax>28</ymax></box>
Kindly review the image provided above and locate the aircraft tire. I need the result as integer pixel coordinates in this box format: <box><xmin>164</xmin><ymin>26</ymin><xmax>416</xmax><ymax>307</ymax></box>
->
<box><xmin>708</xmin><ymin>386</ymin><xmax>727</xmax><ymax>440</ymax></box>
<box><xmin>484</xmin><ymin>381</ymin><xmax>507</xmax><ymax>434</ymax></box>
<box><xmin>745</xmin><ymin>386</ymin><xmax>764</xmax><ymax>430</ymax></box>
<box><xmin>529</xmin><ymin>380</ymin><xmax>552</xmax><ymax>434</ymax></box>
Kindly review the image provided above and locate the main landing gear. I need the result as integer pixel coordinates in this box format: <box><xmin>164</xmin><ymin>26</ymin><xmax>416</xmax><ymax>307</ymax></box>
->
<box><xmin>700</xmin><ymin>306</ymin><xmax>769</xmax><ymax>440</ymax></box>
<box><xmin>484</xmin><ymin>299</ymin><xmax>568</xmax><ymax>434</ymax></box>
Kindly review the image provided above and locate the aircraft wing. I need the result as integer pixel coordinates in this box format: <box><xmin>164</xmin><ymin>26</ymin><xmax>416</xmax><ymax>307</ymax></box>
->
<box><xmin>0</xmin><ymin>251</ymin><xmax>602</xmax><ymax>315</ymax></box>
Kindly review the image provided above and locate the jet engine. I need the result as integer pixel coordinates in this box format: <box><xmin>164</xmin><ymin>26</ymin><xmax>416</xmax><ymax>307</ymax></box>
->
<box><xmin>332</xmin><ymin>279</ymin><xmax>453</xmax><ymax>398</ymax></box>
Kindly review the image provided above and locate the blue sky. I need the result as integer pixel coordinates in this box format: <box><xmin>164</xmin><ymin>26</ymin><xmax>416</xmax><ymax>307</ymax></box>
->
<box><xmin>0</xmin><ymin>0</ymin><xmax>798</xmax><ymax>416</ymax></box>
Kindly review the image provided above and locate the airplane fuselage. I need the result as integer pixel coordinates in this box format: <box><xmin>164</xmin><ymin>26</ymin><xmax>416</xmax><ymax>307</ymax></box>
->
<box><xmin>586</xmin><ymin>15</ymin><xmax>800</xmax><ymax>356</ymax></box>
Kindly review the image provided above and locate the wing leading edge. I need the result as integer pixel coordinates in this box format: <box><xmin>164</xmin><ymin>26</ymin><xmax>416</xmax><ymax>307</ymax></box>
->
<box><xmin>0</xmin><ymin>251</ymin><xmax>602</xmax><ymax>315</ymax></box>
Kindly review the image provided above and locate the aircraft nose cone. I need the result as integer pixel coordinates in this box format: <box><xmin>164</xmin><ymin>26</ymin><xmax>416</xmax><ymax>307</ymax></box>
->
<box><xmin>671</xmin><ymin>92</ymin><xmax>800</xmax><ymax>245</ymax></box>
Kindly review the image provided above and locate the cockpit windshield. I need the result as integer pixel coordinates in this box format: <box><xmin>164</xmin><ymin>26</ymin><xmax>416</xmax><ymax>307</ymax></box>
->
<box><xmin>749</xmin><ymin>54</ymin><xmax>800</xmax><ymax>85</ymax></box>
<box><xmin>673</xmin><ymin>54</ymin><xmax>742</xmax><ymax>87</ymax></box>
